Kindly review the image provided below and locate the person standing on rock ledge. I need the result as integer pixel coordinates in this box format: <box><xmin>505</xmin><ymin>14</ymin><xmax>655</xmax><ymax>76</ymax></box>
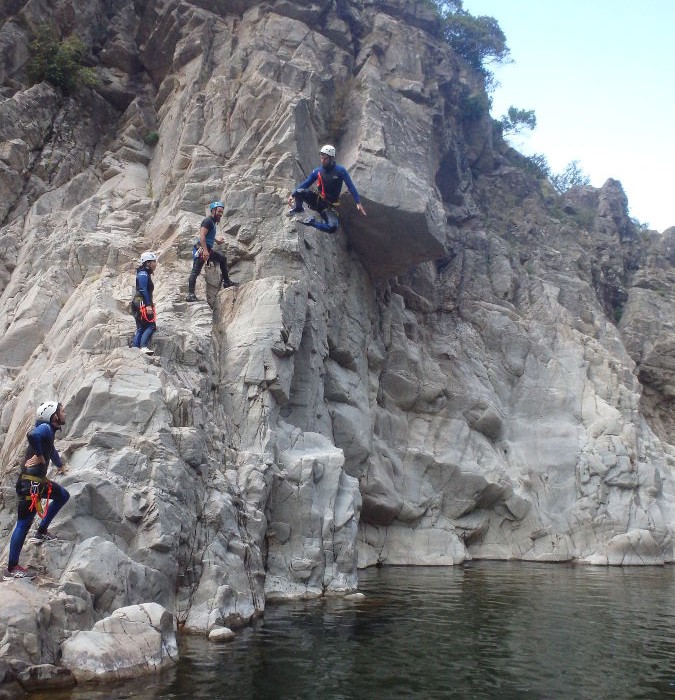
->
<box><xmin>287</xmin><ymin>144</ymin><xmax>366</xmax><ymax>233</ymax></box>
<box><xmin>186</xmin><ymin>201</ymin><xmax>238</xmax><ymax>302</ymax></box>
<box><xmin>131</xmin><ymin>251</ymin><xmax>159</xmax><ymax>355</ymax></box>
<box><xmin>3</xmin><ymin>401</ymin><xmax>70</xmax><ymax>581</ymax></box>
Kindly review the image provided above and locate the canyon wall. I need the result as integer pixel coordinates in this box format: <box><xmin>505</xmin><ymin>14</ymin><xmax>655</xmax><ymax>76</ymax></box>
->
<box><xmin>0</xmin><ymin>0</ymin><xmax>673</xmax><ymax>671</ymax></box>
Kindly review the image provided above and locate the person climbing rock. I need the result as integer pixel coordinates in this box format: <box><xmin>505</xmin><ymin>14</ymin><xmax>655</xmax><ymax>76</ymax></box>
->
<box><xmin>3</xmin><ymin>401</ymin><xmax>70</xmax><ymax>581</ymax></box>
<box><xmin>131</xmin><ymin>251</ymin><xmax>159</xmax><ymax>355</ymax></box>
<box><xmin>287</xmin><ymin>144</ymin><xmax>366</xmax><ymax>233</ymax></box>
<box><xmin>186</xmin><ymin>201</ymin><xmax>238</xmax><ymax>302</ymax></box>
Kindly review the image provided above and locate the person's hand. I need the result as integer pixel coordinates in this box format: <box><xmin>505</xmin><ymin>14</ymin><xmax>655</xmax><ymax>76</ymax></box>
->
<box><xmin>357</xmin><ymin>202</ymin><xmax>367</xmax><ymax>216</ymax></box>
<box><xmin>200</xmin><ymin>247</ymin><xmax>210</xmax><ymax>261</ymax></box>
<box><xmin>288</xmin><ymin>194</ymin><xmax>296</xmax><ymax>207</ymax></box>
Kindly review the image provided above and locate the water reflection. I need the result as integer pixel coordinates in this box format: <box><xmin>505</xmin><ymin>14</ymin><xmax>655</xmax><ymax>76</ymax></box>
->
<box><xmin>31</xmin><ymin>562</ymin><xmax>675</xmax><ymax>700</ymax></box>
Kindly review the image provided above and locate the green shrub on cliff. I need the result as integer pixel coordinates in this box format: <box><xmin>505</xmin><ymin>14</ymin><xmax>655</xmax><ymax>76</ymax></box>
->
<box><xmin>499</xmin><ymin>106</ymin><xmax>537</xmax><ymax>136</ymax></box>
<box><xmin>27</xmin><ymin>25</ymin><xmax>98</xmax><ymax>94</ymax></box>
<box><xmin>550</xmin><ymin>160</ymin><xmax>590</xmax><ymax>193</ymax></box>
<box><xmin>426</xmin><ymin>0</ymin><xmax>509</xmax><ymax>75</ymax></box>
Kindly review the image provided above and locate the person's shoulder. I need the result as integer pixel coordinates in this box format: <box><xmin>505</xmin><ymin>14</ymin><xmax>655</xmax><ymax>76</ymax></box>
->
<box><xmin>201</xmin><ymin>217</ymin><xmax>214</xmax><ymax>228</ymax></box>
<box><xmin>32</xmin><ymin>422</ymin><xmax>51</xmax><ymax>437</ymax></box>
<box><xmin>335</xmin><ymin>164</ymin><xmax>349</xmax><ymax>175</ymax></box>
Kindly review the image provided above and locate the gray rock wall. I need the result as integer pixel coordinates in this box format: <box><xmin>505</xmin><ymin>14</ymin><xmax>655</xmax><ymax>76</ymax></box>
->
<box><xmin>0</xmin><ymin>0</ymin><xmax>673</xmax><ymax>672</ymax></box>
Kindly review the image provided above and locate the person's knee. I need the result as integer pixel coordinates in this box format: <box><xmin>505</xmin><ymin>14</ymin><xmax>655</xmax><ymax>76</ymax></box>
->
<box><xmin>54</xmin><ymin>485</ymin><xmax>70</xmax><ymax>505</ymax></box>
<box><xmin>325</xmin><ymin>216</ymin><xmax>339</xmax><ymax>234</ymax></box>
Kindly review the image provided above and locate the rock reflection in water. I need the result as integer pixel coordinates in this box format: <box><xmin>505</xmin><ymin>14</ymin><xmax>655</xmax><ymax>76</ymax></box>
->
<box><xmin>33</xmin><ymin>562</ymin><xmax>675</xmax><ymax>700</ymax></box>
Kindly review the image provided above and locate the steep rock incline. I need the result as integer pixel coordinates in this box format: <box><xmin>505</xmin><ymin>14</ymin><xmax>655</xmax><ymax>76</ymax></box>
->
<box><xmin>0</xmin><ymin>0</ymin><xmax>672</xmax><ymax>673</ymax></box>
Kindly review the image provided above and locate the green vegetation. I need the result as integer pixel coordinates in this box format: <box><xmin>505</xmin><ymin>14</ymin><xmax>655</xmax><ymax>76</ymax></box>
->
<box><xmin>459</xmin><ymin>90</ymin><xmax>490</xmax><ymax>122</ymax></box>
<box><xmin>499</xmin><ymin>106</ymin><xmax>536</xmax><ymax>136</ymax></box>
<box><xmin>144</xmin><ymin>131</ymin><xmax>160</xmax><ymax>147</ymax></box>
<box><xmin>521</xmin><ymin>154</ymin><xmax>591</xmax><ymax>195</ymax></box>
<box><xmin>630</xmin><ymin>216</ymin><xmax>650</xmax><ymax>231</ymax></box>
<box><xmin>423</xmin><ymin>2</ymin><xmax>599</xmax><ymax>205</ymax></box>
<box><xmin>523</xmin><ymin>153</ymin><xmax>551</xmax><ymax>180</ymax></box>
<box><xmin>426</xmin><ymin>1</ymin><xmax>509</xmax><ymax>76</ymax></box>
<box><xmin>27</xmin><ymin>25</ymin><xmax>98</xmax><ymax>94</ymax></box>
<box><xmin>550</xmin><ymin>160</ymin><xmax>590</xmax><ymax>194</ymax></box>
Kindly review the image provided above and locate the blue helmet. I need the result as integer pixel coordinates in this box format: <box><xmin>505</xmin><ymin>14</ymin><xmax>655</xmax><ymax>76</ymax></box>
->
<box><xmin>210</xmin><ymin>201</ymin><xmax>224</xmax><ymax>210</ymax></box>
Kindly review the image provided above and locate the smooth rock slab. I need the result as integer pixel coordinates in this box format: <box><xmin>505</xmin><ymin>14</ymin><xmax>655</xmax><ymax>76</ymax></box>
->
<box><xmin>60</xmin><ymin>603</ymin><xmax>178</xmax><ymax>681</ymax></box>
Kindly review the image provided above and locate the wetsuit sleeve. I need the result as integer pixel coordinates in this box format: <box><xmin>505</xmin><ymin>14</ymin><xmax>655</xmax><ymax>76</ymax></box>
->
<box><xmin>51</xmin><ymin>447</ymin><xmax>63</xmax><ymax>469</ymax></box>
<box><xmin>293</xmin><ymin>169</ymin><xmax>319</xmax><ymax>194</ymax></box>
<box><xmin>339</xmin><ymin>166</ymin><xmax>361</xmax><ymax>204</ymax></box>
<box><xmin>137</xmin><ymin>270</ymin><xmax>152</xmax><ymax>305</ymax></box>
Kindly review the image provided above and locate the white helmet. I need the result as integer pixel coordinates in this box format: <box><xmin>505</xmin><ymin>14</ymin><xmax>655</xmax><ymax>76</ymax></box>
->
<box><xmin>320</xmin><ymin>144</ymin><xmax>336</xmax><ymax>158</ymax></box>
<box><xmin>140</xmin><ymin>251</ymin><xmax>158</xmax><ymax>264</ymax></box>
<box><xmin>37</xmin><ymin>401</ymin><xmax>60</xmax><ymax>423</ymax></box>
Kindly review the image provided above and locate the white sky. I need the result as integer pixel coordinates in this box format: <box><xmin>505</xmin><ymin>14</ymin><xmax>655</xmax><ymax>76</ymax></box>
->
<box><xmin>463</xmin><ymin>0</ymin><xmax>675</xmax><ymax>232</ymax></box>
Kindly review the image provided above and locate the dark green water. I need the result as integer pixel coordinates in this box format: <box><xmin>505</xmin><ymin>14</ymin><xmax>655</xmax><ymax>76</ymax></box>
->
<box><xmin>37</xmin><ymin>562</ymin><xmax>675</xmax><ymax>699</ymax></box>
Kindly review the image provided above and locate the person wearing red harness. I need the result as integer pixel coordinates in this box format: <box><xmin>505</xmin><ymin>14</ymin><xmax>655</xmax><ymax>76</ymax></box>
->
<box><xmin>131</xmin><ymin>251</ymin><xmax>158</xmax><ymax>355</ymax></box>
<box><xmin>287</xmin><ymin>144</ymin><xmax>366</xmax><ymax>233</ymax></box>
<box><xmin>3</xmin><ymin>401</ymin><xmax>70</xmax><ymax>580</ymax></box>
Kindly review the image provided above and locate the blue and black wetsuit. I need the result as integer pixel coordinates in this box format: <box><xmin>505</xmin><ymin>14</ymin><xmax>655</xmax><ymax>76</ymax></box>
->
<box><xmin>291</xmin><ymin>162</ymin><xmax>362</xmax><ymax>233</ymax></box>
<box><xmin>132</xmin><ymin>263</ymin><xmax>156</xmax><ymax>348</ymax></box>
<box><xmin>188</xmin><ymin>216</ymin><xmax>234</xmax><ymax>293</ymax></box>
<box><xmin>8</xmin><ymin>421</ymin><xmax>70</xmax><ymax>568</ymax></box>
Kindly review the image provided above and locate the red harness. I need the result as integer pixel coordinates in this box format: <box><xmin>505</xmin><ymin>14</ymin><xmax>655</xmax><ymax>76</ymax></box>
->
<box><xmin>26</xmin><ymin>478</ymin><xmax>52</xmax><ymax>518</ymax></box>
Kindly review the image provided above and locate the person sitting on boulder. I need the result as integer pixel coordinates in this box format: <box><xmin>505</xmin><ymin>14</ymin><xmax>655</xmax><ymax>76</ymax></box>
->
<box><xmin>186</xmin><ymin>201</ymin><xmax>238</xmax><ymax>302</ymax></box>
<box><xmin>4</xmin><ymin>401</ymin><xmax>70</xmax><ymax>580</ymax></box>
<box><xmin>287</xmin><ymin>144</ymin><xmax>366</xmax><ymax>233</ymax></box>
<box><xmin>131</xmin><ymin>251</ymin><xmax>158</xmax><ymax>355</ymax></box>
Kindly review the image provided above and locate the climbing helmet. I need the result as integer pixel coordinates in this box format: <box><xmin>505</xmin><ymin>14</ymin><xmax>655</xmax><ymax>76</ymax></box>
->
<box><xmin>36</xmin><ymin>401</ymin><xmax>60</xmax><ymax>423</ymax></box>
<box><xmin>140</xmin><ymin>251</ymin><xmax>158</xmax><ymax>264</ymax></box>
<box><xmin>320</xmin><ymin>144</ymin><xmax>336</xmax><ymax>158</ymax></box>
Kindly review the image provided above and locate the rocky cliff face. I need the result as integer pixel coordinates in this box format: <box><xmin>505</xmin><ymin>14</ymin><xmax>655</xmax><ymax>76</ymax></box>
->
<box><xmin>0</xmin><ymin>0</ymin><xmax>673</xmax><ymax>670</ymax></box>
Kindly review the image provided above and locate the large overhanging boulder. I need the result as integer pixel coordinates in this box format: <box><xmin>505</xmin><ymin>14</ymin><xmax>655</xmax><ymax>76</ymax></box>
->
<box><xmin>341</xmin><ymin>153</ymin><xmax>448</xmax><ymax>279</ymax></box>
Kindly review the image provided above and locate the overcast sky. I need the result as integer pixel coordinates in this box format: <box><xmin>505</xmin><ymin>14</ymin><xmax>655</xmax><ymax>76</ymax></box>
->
<box><xmin>462</xmin><ymin>0</ymin><xmax>674</xmax><ymax>232</ymax></box>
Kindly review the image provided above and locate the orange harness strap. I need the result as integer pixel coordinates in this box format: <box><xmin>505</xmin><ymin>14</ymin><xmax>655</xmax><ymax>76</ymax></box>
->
<box><xmin>27</xmin><ymin>480</ymin><xmax>52</xmax><ymax>518</ymax></box>
<box><xmin>139</xmin><ymin>304</ymin><xmax>156</xmax><ymax>323</ymax></box>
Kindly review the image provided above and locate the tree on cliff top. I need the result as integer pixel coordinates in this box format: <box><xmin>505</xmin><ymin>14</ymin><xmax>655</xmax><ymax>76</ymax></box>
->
<box><xmin>427</xmin><ymin>0</ymin><xmax>510</xmax><ymax>75</ymax></box>
<box><xmin>499</xmin><ymin>106</ymin><xmax>537</xmax><ymax>136</ymax></box>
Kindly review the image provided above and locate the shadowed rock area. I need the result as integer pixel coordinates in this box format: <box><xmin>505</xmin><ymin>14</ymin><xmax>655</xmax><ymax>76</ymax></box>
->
<box><xmin>0</xmin><ymin>0</ymin><xmax>673</xmax><ymax>686</ymax></box>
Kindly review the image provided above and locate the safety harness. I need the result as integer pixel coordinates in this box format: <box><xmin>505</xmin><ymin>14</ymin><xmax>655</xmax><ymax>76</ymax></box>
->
<box><xmin>139</xmin><ymin>303</ymin><xmax>156</xmax><ymax>323</ymax></box>
<box><xmin>21</xmin><ymin>474</ymin><xmax>51</xmax><ymax>518</ymax></box>
<box><xmin>316</xmin><ymin>172</ymin><xmax>340</xmax><ymax>208</ymax></box>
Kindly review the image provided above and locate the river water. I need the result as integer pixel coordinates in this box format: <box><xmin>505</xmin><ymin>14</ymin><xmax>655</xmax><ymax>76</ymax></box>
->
<box><xmin>36</xmin><ymin>562</ymin><xmax>675</xmax><ymax>700</ymax></box>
